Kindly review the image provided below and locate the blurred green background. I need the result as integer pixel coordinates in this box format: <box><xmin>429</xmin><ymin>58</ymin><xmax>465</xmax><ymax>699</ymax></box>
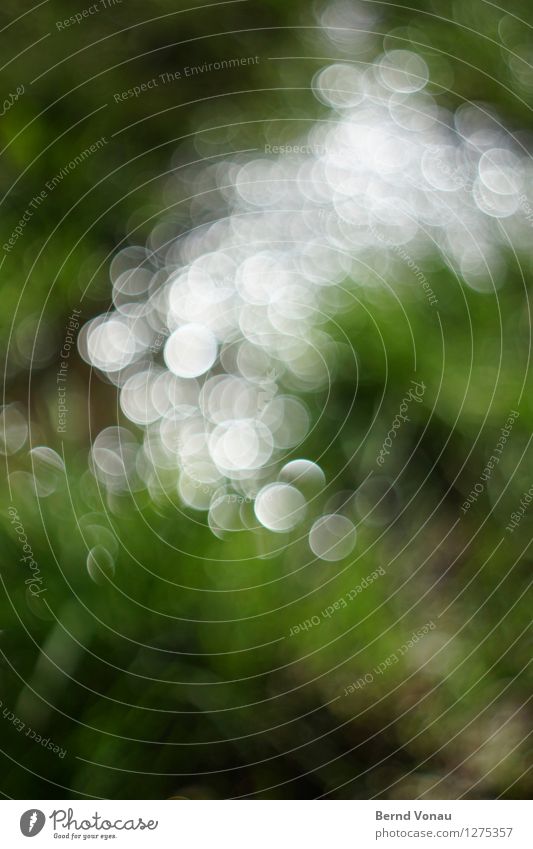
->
<box><xmin>0</xmin><ymin>0</ymin><xmax>532</xmax><ymax>799</ymax></box>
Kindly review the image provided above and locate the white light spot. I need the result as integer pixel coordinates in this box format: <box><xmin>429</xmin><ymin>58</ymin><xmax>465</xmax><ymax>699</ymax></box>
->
<box><xmin>164</xmin><ymin>323</ymin><xmax>217</xmax><ymax>378</ymax></box>
<box><xmin>309</xmin><ymin>514</ymin><xmax>356</xmax><ymax>561</ymax></box>
<box><xmin>279</xmin><ymin>459</ymin><xmax>325</xmax><ymax>495</ymax></box>
<box><xmin>254</xmin><ymin>483</ymin><xmax>307</xmax><ymax>532</ymax></box>
<box><xmin>378</xmin><ymin>50</ymin><xmax>429</xmax><ymax>93</ymax></box>
<box><xmin>30</xmin><ymin>446</ymin><xmax>65</xmax><ymax>498</ymax></box>
<box><xmin>87</xmin><ymin>545</ymin><xmax>115</xmax><ymax>585</ymax></box>
<box><xmin>0</xmin><ymin>405</ymin><xmax>28</xmax><ymax>455</ymax></box>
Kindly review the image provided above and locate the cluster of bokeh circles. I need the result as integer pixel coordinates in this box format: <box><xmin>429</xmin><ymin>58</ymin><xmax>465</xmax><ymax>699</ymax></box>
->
<box><xmin>78</xmin><ymin>45</ymin><xmax>532</xmax><ymax>562</ymax></box>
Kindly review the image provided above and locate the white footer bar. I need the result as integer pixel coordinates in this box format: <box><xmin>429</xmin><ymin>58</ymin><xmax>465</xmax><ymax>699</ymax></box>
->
<box><xmin>2</xmin><ymin>800</ymin><xmax>530</xmax><ymax>848</ymax></box>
